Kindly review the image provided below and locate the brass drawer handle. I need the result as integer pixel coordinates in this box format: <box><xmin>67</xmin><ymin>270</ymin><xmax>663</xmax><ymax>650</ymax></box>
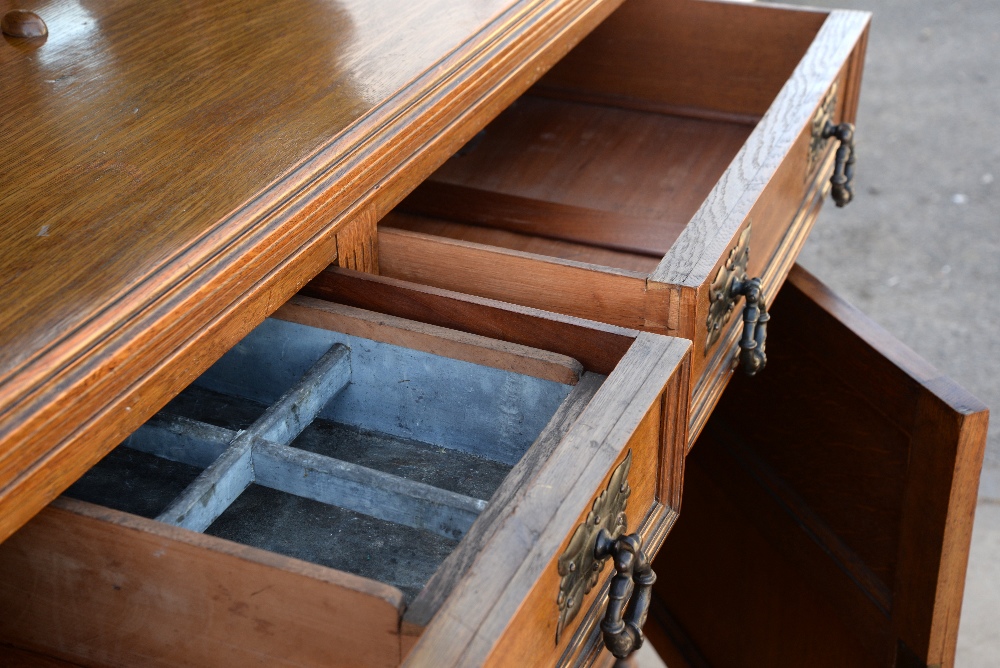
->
<box><xmin>733</xmin><ymin>277</ymin><xmax>769</xmax><ymax>376</ymax></box>
<box><xmin>594</xmin><ymin>529</ymin><xmax>655</xmax><ymax>660</ymax></box>
<box><xmin>822</xmin><ymin>121</ymin><xmax>856</xmax><ymax>207</ymax></box>
<box><xmin>704</xmin><ymin>226</ymin><xmax>768</xmax><ymax>376</ymax></box>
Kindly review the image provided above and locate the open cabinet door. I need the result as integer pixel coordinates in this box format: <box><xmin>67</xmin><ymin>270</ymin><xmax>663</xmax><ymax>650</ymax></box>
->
<box><xmin>649</xmin><ymin>265</ymin><xmax>987</xmax><ymax>668</ymax></box>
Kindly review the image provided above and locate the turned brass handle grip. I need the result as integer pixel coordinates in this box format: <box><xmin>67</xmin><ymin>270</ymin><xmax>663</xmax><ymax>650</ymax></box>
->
<box><xmin>732</xmin><ymin>277</ymin><xmax>769</xmax><ymax>376</ymax></box>
<box><xmin>594</xmin><ymin>529</ymin><xmax>655</xmax><ymax>659</ymax></box>
<box><xmin>822</xmin><ymin>121</ymin><xmax>856</xmax><ymax>207</ymax></box>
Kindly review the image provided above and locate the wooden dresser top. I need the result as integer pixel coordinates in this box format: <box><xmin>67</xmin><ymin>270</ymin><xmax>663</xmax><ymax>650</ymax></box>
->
<box><xmin>0</xmin><ymin>0</ymin><xmax>621</xmax><ymax>541</ymax></box>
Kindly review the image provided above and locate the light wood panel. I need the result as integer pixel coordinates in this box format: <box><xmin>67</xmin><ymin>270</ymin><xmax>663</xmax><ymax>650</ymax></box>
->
<box><xmin>384</xmin><ymin>212</ymin><xmax>660</xmax><ymax>273</ymax></box>
<box><xmin>399</xmin><ymin>182</ymin><xmax>670</xmax><ymax>257</ymax></box>
<box><xmin>422</xmin><ymin>96</ymin><xmax>750</xmax><ymax>252</ymax></box>
<box><xmin>274</xmin><ymin>296</ymin><xmax>585</xmax><ymax>385</ymax></box>
<box><xmin>302</xmin><ymin>267</ymin><xmax>637</xmax><ymax>376</ymax></box>
<box><xmin>334</xmin><ymin>204</ymin><xmax>380</xmax><ymax>273</ymax></box>
<box><xmin>536</xmin><ymin>0</ymin><xmax>827</xmax><ymax>119</ymax></box>
<box><xmin>379</xmin><ymin>227</ymin><xmax>677</xmax><ymax>334</ymax></box>
<box><xmin>0</xmin><ymin>499</ymin><xmax>405</xmax><ymax>667</ymax></box>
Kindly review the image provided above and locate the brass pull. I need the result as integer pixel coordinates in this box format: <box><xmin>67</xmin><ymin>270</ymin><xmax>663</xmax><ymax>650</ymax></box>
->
<box><xmin>822</xmin><ymin>121</ymin><xmax>856</xmax><ymax>207</ymax></box>
<box><xmin>594</xmin><ymin>529</ymin><xmax>655</xmax><ymax>660</ymax></box>
<box><xmin>732</xmin><ymin>277</ymin><xmax>769</xmax><ymax>376</ymax></box>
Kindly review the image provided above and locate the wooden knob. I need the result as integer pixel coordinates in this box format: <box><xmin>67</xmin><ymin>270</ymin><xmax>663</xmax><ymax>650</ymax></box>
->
<box><xmin>2</xmin><ymin>9</ymin><xmax>48</xmax><ymax>39</ymax></box>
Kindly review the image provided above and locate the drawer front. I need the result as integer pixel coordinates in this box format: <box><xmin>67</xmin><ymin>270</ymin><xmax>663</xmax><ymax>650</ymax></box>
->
<box><xmin>688</xmin><ymin>33</ymin><xmax>869</xmax><ymax>439</ymax></box>
<box><xmin>404</xmin><ymin>332</ymin><xmax>690</xmax><ymax>666</ymax></box>
<box><xmin>649</xmin><ymin>266</ymin><xmax>988</xmax><ymax>668</ymax></box>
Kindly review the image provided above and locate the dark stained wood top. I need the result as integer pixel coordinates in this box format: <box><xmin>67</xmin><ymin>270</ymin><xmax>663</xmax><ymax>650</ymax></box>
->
<box><xmin>0</xmin><ymin>0</ymin><xmax>623</xmax><ymax>541</ymax></box>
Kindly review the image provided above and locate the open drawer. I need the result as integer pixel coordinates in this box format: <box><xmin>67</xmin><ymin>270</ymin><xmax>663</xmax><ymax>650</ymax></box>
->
<box><xmin>646</xmin><ymin>266</ymin><xmax>988</xmax><ymax>668</ymax></box>
<box><xmin>375</xmin><ymin>0</ymin><xmax>870</xmax><ymax>440</ymax></box>
<box><xmin>0</xmin><ymin>269</ymin><xmax>691</xmax><ymax>667</ymax></box>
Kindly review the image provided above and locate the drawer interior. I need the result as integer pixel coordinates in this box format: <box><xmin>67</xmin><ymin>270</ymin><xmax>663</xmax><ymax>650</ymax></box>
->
<box><xmin>62</xmin><ymin>300</ymin><xmax>584</xmax><ymax>603</ymax></box>
<box><xmin>0</xmin><ymin>272</ymin><xmax>693</xmax><ymax>667</ymax></box>
<box><xmin>0</xmin><ymin>273</ymin><xmax>697</xmax><ymax>668</ymax></box>
<box><xmin>381</xmin><ymin>0</ymin><xmax>828</xmax><ymax>274</ymax></box>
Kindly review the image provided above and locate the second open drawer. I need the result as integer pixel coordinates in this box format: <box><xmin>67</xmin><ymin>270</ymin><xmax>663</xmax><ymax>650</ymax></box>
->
<box><xmin>375</xmin><ymin>0</ymin><xmax>870</xmax><ymax>441</ymax></box>
<box><xmin>0</xmin><ymin>269</ymin><xmax>690</xmax><ymax>667</ymax></box>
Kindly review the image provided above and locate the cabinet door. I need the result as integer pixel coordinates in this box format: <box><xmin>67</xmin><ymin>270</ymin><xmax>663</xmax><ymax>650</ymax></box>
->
<box><xmin>648</xmin><ymin>265</ymin><xmax>987</xmax><ymax>668</ymax></box>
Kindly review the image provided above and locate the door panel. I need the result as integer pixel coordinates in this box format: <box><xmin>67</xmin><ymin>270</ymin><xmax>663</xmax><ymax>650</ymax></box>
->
<box><xmin>650</xmin><ymin>265</ymin><xmax>988</xmax><ymax>668</ymax></box>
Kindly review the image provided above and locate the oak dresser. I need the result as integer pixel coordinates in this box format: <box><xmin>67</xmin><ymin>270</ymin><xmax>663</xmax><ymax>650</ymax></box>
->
<box><xmin>0</xmin><ymin>0</ymin><xmax>986</xmax><ymax>666</ymax></box>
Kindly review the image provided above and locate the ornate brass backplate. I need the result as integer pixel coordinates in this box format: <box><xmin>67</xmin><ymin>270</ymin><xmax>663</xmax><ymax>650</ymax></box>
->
<box><xmin>705</xmin><ymin>224</ymin><xmax>751</xmax><ymax>351</ymax></box>
<box><xmin>808</xmin><ymin>83</ymin><xmax>838</xmax><ymax>177</ymax></box>
<box><xmin>556</xmin><ymin>450</ymin><xmax>632</xmax><ymax>644</ymax></box>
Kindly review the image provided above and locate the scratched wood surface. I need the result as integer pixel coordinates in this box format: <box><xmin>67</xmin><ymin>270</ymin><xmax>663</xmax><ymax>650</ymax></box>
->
<box><xmin>0</xmin><ymin>499</ymin><xmax>406</xmax><ymax>667</ymax></box>
<box><xmin>0</xmin><ymin>0</ymin><xmax>626</xmax><ymax>542</ymax></box>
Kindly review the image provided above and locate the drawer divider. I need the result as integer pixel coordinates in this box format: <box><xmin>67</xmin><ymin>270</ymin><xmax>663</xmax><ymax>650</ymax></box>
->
<box><xmin>156</xmin><ymin>343</ymin><xmax>352</xmax><ymax>531</ymax></box>
<box><xmin>253</xmin><ymin>441</ymin><xmax>487</xmax><ymax>541</ymax></box>
<box><xmin>124</xmin><ymin>413</ymin><xmax>236</xmax><ymax>468</ymax></box>
<box><xmin>156</xmin><ymin>437</ymin><xmax>256</xmax><ymax>532</ymax></box>
<box><xmin>130</xmin><ymin>339</ymin><xmax>491</xmax><ymax>541</ymax></box>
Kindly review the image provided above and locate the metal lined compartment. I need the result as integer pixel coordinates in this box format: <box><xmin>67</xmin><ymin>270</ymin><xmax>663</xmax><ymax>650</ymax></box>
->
<box><xmin>65</xmin><ymin>306</ymin><xmax>579</xmax><ymax>601</ymax></box>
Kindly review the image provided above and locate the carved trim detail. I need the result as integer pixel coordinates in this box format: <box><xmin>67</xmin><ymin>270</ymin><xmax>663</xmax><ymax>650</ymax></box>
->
<box><xmin>556</xmin><ymin>450</ymin><xmax>632</xmax><ymax>644</ymax></box>
<box><xmin>705</xmin><ymin>224</ymin><xmax>751</xmax><ymax>352</ymax></box>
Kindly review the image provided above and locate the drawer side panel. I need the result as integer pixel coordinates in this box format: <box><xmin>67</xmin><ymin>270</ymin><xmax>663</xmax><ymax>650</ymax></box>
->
<box><xmin>0</xmin><ymin>500</ymin><xmax>404</xmax><ymax>667</ymax></box>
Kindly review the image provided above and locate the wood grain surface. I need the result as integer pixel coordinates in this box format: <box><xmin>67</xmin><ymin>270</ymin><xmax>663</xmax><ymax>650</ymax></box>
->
<box><xmin>0</xmin><ymin>0</ymin><xmax>625</xmax><ymax>542</ymax></box>
<box><xmin>384</xmin><ymin>211</ymin><xmax>661</xmax><ymax>273</ymax></box>
<box><xmin>536</xmin><ymin>0</ymin><xmax>826</xmax><ymax>120</ymax></box>
<box><xmin>411</xmin><ymin>97</ymin><xmax>750</xmax><ymax>255</ymax></box>
<box><xmin>379</xmin><ymin>227</ymin><xmax>678</xmax><ymax>334</ymax></box>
